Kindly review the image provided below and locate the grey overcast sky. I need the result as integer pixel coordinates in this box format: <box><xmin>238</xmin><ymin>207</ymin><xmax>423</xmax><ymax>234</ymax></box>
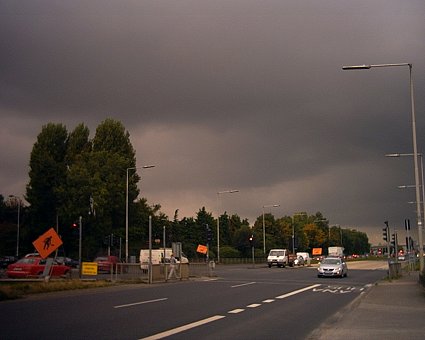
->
<box><xmin>1</xmin><ymin>0</ymin><xmax>425</xmax><ymax>245</ymax></box>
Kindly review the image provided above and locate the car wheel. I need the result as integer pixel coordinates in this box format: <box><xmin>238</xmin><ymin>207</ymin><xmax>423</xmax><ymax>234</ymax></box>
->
<box><xmin>268</xmin><ymin>264</ymin><xmax>271</xmax><ymax>268</ymax></box>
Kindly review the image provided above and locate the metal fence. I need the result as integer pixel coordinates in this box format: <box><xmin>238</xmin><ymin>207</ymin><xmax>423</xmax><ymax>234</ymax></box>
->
<box><xmin>79</xmin><ymin>262</ymin><xmax>216</xmax><ymax>283</ymax></box>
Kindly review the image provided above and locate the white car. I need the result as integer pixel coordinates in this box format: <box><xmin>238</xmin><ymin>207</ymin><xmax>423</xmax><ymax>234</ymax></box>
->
<box><xmin>317</xmin><ymin>256</ymin><xmax>348</xmax><ymax>278</ymax></box>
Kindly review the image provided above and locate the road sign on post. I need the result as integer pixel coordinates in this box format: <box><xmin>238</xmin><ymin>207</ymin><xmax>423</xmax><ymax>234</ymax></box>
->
<box><xmin>32</xmin><ymin>228</ymin><xmax>63</xmax><ymax>259</ymax></box>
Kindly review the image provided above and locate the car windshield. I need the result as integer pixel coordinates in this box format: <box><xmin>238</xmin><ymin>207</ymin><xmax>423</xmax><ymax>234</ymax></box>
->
<box><xmin>95</xmin><ymin>257</ymin><xmax>108</xmax><ymax>261</ymax></box>
<box><xmin>270</xmin><ymin>251</ymin><xmax>284</xmax><ymax>256</ymax></box>
<box><xmin>17</xmin><ymin>258</ymin><xmax>37</xmax><ymax>264</ymax></box>
<box><xmin>322</xmin><ymin>258</ymin><xmax>341</xmax><ymax>265</ymax></box>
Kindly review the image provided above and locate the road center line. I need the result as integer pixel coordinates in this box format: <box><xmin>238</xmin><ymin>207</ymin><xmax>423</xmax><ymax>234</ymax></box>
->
<box><xmin>275</xmin><ymin>284</ymin><xmax>321</xmax><ymax>299</ymax></box>
<box><xmin>140</xmin><ymin>315</ymin><xmax>225</xmax><ymax>340</ymax></box>
<box><xmin>114</xmin><ymin>298</ymin><xmax>168</xmax><ymax>309</ymax></box>
<box><xmin>231</xmin><ymin>281</ymin><xmax>256</xmax><ymax>288</ymax></box>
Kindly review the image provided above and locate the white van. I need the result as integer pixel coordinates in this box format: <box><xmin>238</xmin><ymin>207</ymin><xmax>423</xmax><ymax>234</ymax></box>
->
<box><xmin>140</xmin><ymin>248</ymin><xmax>188</xmax><ymax>269</ymax></box>
<box><xmin>296</xmin><ymin>252</ymin><xmax>311</xmax><ymax>265</ymax></box>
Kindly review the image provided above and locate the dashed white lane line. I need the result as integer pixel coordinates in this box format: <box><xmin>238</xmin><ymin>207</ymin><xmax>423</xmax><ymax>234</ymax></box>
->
<box><xmin>114</xmin><ymin>298</ymin><xmax>168</xmax><ymax>309</ymax></box>
<box><xmin>140</xmin><ymin>284</ymin><xmax>320</xmax><ymax>339</ymax></box>
<box><xmin>231</xmin><ymin>281</ymin><xmax>256</xmax><ymax>288</ymax></box>
<box><xmin>140</xmin><ymin>315</ymin><xmax>226</xmax><ymax>340</ymax></box>
<box><xmin>228</xmin><ymin>309</ymin><xmax>245</xmax><ymax>314</ymax></box>
<box><xmin>247</xmin><ymin>303</ymin><xmax>262</xmax><ymax>308</ymax></box>
<box><xmin>275</xmin><ymin>284</ymin><xmax>321</xmax><ymax>299</ymax></box>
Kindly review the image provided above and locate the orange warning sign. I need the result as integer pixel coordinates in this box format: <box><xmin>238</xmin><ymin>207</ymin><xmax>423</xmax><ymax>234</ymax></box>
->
<box><xmin>32</xmin><ymin>228</ymin><xmax>63</xmax><ymax>259</ymax></box>
<box><xmin>196</xmin><ymin>244</ymin><xmax>208</xmax><ymax>254</ymax></box>
<box><xmin>312</xmin><ymin>248</ymin><xmax>323</xmax><ymax>256</ymax></box>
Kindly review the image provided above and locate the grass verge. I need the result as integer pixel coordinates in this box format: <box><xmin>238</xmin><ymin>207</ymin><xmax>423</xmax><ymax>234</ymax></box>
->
<box><xmin>0</xmin><ymin>280</ymin><xmax>118</xmax><ymax>301</ymax></box>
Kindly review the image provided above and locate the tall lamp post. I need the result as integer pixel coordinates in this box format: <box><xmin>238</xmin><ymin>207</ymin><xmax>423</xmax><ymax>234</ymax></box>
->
<box><xmin>216</xmin><ymin>189</ymin><xmax>239</xmax><ymax>263</ymax></box>
<box><xmin>386</xmin><ymin>153</ymin><xmax>425</xmax><ymax>229</ymax></box>
<box><xmin>9</xmin><ymin>195</ymin><xmax>21</xmax><ymax>257</ymax></box>
<box><xmin>262</xmin><ymin>204</ymin><xmax>280</xmax><ymax>254</ymax></box>
<box><xmin>126</xmin><ymin>165</ymin><xmax>155</xmax><ymax>263</ymax></box>
<box><xmin>343</xmin><ymin>63</ymin><xmax>423</xmax><ymax>271</ymax></box>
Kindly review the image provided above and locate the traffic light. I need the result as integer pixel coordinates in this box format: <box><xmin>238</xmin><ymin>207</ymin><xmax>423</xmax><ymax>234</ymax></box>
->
<box><xmin>382</xmin><ymin>227</ymin><xmax>388</xmax><ymax>242</ymax></box>
<box><xmin>71</xmin><ymin>222</ymin><xmax>78</xmax><ymax>228</ymax></box>
<box><xmin>405</xmin><ymin>219</ymin><xmax>411</xmax><ymax>231</ymax></box>
<box><xmin>383</xmin><ymin>221</ymin><xmax>389</xmax><ymax>242</ymax></box>
<box><xmin>249</xmin><ymin>234</ymin><xmax>254</xmax><ymax>247</ymax></box>
<box><xmin>391</xmin><ymin>233</ymin><xmax>396</xmax><ymax>247</ymax></box>
<box><xmin>206</xmin><ymin>224</ymin><xmax>212</xmax><ymax>243</ymax></box>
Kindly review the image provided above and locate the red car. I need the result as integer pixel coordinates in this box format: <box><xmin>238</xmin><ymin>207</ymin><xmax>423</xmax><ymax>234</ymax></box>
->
<box><xmin>94</xmin><ymin>256</ymin><xmax>119</xmax><ymax>273</ymax></box>
<box><xmin>6</xmin><ymin>257</ymin><xmax>71</xmax><ymax>278</ymax></box>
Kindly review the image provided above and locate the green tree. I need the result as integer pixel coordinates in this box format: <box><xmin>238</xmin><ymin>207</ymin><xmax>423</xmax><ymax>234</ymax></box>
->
<box><xmin>26</xmin><ymin>123</ymin><xmax>68</xmax><ymax>238</ymax></box>
<box><xmin>303</xmin><ymin>223</ymin><xmax>326</xmax><ymax>251</ymax></box>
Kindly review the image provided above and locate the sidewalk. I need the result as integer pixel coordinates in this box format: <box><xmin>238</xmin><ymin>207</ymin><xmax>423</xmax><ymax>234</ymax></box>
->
<box><xmin>309</xmin><ymin>271</ymin><xmax>425</xmax><ymax>339</ymax></box>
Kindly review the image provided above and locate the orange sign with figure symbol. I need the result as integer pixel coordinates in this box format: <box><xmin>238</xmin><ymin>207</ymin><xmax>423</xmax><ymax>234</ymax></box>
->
<box><xmin>32</xmin><ymin>228</ymin><xmax>63</xmax><ymax>259</ymax></box>
<box><xmin>197</xmin><ymin>244</ymin><xmax>208</xmax><ymax>254</ymax></box>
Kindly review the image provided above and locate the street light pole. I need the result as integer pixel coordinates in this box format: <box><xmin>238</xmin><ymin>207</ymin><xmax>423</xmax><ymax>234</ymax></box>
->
<box><xmin>386</xmin><ymin>153</ymin><xmax>425</xmax><ymax>232</ymax></box>
<box><xmin>216</xmin><ymin>189</ymin><xmax>239</xmax><ymax>263</ymax></box>
<box><xmin>262</xmin><ymin>204</ymin><xmax>280</xmax><ymax>254</ymax></box>
<box><xmin>344</xmin><ymin>63</ymin><xmax>423</xmax><ymax>271</ymax></box>
<box><xmin>8</xmin><ymin>195</ymin><xmax>21</xmax><ymax>257</ymax></box>
<box><xmin>126</xmin><ymin>165</ymin><xmax>155</xmax><ymax>263</ymax></box>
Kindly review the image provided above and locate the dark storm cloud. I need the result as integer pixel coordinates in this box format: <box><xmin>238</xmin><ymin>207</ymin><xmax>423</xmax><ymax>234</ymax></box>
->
<box><xmin>1</xmin><ymin>0</ymin><xmax>425</xmax><ymax>244</ymax></box>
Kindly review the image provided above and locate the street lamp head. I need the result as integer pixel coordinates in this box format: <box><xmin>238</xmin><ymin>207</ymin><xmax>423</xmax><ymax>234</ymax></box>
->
<box><xmin>218</xmin><ymin>189</ymin><xmax>239</xmax><ymax>194</ymax></box>
<box><xmin>385</xmin><ymin>153</ymin><xmax>401</xmax><ymax>157</ymax></box>
<box><xmin>142</xmin><ymin>165</ymin><xmax>156</xmax><ymax>169</ymax></box>
<box><xmin>342</xmin><ymin>65</ymin><xmax>371</xmax><ymax>70</ymax></box>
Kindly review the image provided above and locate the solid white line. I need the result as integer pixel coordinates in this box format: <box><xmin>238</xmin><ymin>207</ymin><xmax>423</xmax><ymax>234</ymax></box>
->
<box><xmin>231</xmin><ymin>281</ymin><xmax>256</xmax><ymax>288</ymax></box>
<box><xmin>114</xmin><ymin>298</ymin><xmax>168</xmax><ymax>309</ymax></box>
<box><xmin>140</xmin><ymin>315</ymin><xmax>225</xmax><ymax>340</ymax></box>
<box><xmin>275</xmin><ymin>284</ymin><xmax>321</xmax><ymax>299</ymax></box>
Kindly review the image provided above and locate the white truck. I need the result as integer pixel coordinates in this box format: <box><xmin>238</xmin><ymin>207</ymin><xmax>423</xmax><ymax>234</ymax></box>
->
<box><xmin>267</xmin><ymin>249</ymin><xmax>297</xmax><ymax>268</ymax></box>
<box><xmin>328</xmin><ymin>246</ymin><xmax>344</xmax><ymax>257</ymax></box>
<box><xmin>140</xmin><ymin>248</ymin><xmax>189</xmax><ymax>269</ymax></box>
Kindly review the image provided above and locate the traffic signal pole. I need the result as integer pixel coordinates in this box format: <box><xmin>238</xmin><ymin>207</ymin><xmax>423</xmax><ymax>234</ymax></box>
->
<box><xmin>383</xmin><ymin>221</ymin><xmax>390</xmax><ymax>261</ymax></box>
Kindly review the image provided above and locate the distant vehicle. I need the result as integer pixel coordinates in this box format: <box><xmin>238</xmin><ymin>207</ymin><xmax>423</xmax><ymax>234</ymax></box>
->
<box><xmin>0</xmin><ymin>256</ymin><xmax>17</xmax><ymax>269</ymax></box>
<box><xmin>317</xmin><ymin>256</ymin><xmax>348</xmax><ymax>278</ymax></box>
<box><xmin>296</xmin><ymin>252</ymin><xmax>311</xmax><ymax>264</ymax></box>
<box><xmin>267</xmin><ymin>249</ymin><xmax>297</xmax><ymax>268</ymax></box>
<box><xmin>56</xmin><ymin>256</ymin><xmax>79</xmax><ymax>268</ymax></box>
<box><xmin>294</xmin><ymin>255</ymin><xmax>305</xmax><ymax>266</ymax></box>
<box><xmin>24</xmin><ymin>253</ymin><xmax>40</xmax><ymax>258</ymax></box>
<box><xmin>6</xmin><ymin>257</ymin><xmax>71</xmax><ymax>278</ymax></box>
<box><xmin>139</xmin><ymin>248</ymin><xmax>189</xmax><ymax>270</ymax></box>
<box><xmin>328</xmin><ymin>246</ymin><xmax>344</xmax><ymax>257</ymax></box>
<box><xmin>94</xmin><ymin>256</ymin><xmax>119</xmax><ymax>273</ymax></box>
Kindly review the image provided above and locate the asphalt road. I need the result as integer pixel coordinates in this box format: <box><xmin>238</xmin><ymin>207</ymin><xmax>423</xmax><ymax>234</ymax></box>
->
<box><xmin>0</xmin><ymin>261</ymin><xmax>387</xmax><ymax>340</ymax></box>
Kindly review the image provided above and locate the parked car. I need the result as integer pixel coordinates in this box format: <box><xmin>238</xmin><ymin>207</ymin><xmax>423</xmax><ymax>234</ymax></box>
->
<box><xmin>317</xmin><ymin>256</ymin><xmax>348</xmax><ymax>278</ymax></box>
<box><xmin>94</xmin><ymin>256</ymin><xmax>119</xmax><ymax>273</ymax></box>
<box><xmin>0</xmin><ymin>256</ymin><xmax>17</xmax><ymax>269</ymax></box>
<box><xmin>294</xmin><ymin>255</ymin><xmax>305</xmax><ymax>266</ymax></box>
<box><xmin>6</xmin><ymin>257</ymin><xmax>71</xmax><ymax>278</ymax></box>
<box><xmin>56</xmin><ymin>257</ymin><xmax>79</xmax><ymax>268</ymax></box>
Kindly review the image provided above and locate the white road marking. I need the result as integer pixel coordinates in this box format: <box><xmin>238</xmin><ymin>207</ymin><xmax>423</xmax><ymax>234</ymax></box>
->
<box><xmin>139</xmin><ymin>284</ymin><xmax>321</xmax><ymax>339</ymax></box>
<box><xmin>231</xmin><ymin>281</ymin><xmax>256</xmax><ymax>288</ymax></box>
<box><xmin>228</xmin><ymin>309</ymin><xmax>245</xmax><ymax>314</ymax></box>
<box><xmin>114</xmin><ymin>298</ymin><xmax>168</xmax><ymax>309</ymax></box>
<box><xmin>275</xmin><ymin>284</ymin><xmax>321</xmax><ymax>299</ymax></box>
<box><xmin>140</xmin><ymin>315</ymin><xmax>225</xmax><ymax>340</ymax></box>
